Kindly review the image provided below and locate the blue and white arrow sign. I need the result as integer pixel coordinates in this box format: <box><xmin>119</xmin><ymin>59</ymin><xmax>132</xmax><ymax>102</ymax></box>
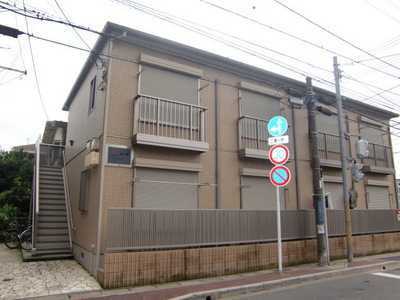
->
<box><xmin>268</xmin><ymin>116</ymin><xmax>288</xmax><ymax>137</ymax></box>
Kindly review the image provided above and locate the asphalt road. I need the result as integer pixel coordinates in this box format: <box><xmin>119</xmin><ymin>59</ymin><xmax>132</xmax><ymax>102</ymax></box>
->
<box><xmin>227</xmin><ymin>268</ymin><xmax>400</xmax><ymax>300</ymax></box>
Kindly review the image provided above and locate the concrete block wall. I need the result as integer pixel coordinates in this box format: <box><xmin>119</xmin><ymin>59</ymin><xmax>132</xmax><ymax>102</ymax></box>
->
<box><xmin>97</xmin><ymin>232</ymin><xmax>400</xmax><ymax>288</ymax></box>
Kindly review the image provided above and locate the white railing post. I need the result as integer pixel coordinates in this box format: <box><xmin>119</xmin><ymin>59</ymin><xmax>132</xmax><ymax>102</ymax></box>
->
<box><xmin>133</xmin><ymin>96</ymin><xmax>139</xmax><ymax>135</ymax></box>
<box><xmin>35</xmin><ymin>138</ymin><xmax>40</xmax><ymax>215</ymax></box>
<box><xmin>63</xmin><ymin>151</ymin><xmax>74</xmax><ymax>250</ymax></box>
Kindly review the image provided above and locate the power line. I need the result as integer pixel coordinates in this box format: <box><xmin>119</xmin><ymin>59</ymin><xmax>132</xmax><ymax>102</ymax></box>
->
<box><xmin>53</xmin><ymin>0</ymin><xmax>91</xmax><ymax>50</ymax></box>
<box><xmin>199</xmin><ymin>0</ymin><xmax>400</xmax><ymax>81</ymax></box>
<box><xmin>274</xmin><ymin>0</ymin><xmax>400</xmax><ymax>73</ymax></box>
<box><xmin>22</xmin><ymin>0</ymin><xmax>49</xmax><ymax>121</ymax></box>
<box><xmin>3</xmin><ymin>0</ymin><xmax>399</xmax><ymax>109</ymax></box>
<box><xmin>2</xmin><ymin>1</ymin><xmax>400</xmax><ymax>127</ymax></box>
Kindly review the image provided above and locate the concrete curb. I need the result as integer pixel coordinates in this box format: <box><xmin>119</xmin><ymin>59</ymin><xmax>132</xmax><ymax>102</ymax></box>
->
<box><xmin>169</xmin><ymin>260</ymin><xmax>400</xmax><ymax>300</ymax></box>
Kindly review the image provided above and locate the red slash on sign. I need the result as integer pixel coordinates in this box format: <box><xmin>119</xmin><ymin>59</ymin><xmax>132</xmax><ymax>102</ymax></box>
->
<box><xmin>269</xmin><ymin>165</ymin><xmax>291</xmax><ymax>187</ymax></box>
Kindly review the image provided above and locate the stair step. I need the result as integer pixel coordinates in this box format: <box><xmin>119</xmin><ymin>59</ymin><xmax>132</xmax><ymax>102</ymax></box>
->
<box><xmin>40</xmin><ymin>172</ymin><xmax>63</xmax><ymax>178</ymax></box>
<box><xmin>40</xmin><ymin>167</ymin><xmax>63</xmax><ymax>172</ymax></box>
<box><xmin>39</xmin><ymin>205</ymin><xmax>66</xmax><ymax>211</ymax></box>
<box><xmin>40</xmin><ymin>187</ymin><xmax>65</xmax><ymax>193</ymax></box>
<box><xmin>38</xmin><ymin>222</ymin><xmax>68</xmax><ymax>229</ymax></box>
<box><xmin>40</xmin><ymin>199</ymin><xmax>66</xmax><ymax>205</ymax></box>
<box><xmin>40</xmin><ymin>183</ymin><xmax>64</xmax><ymax>189</ymax></box>
<box><xmin>37</xmin><ymin>235</ymin><xmax>70</xmax><ymax>243</ymax></box>
<box><xmin>40</xmin><ymin>180</ymin><xmax>63</xmax><ymax>185</ymax></box>
<box><xmin>38</xmin><ymin>215</ymin><xmax>67</xmax><ymax>222</ymax></box>
<box><xmin>38</xmin><ymin>210</ymin><xmax>68</xmax><ymax>216</ymax></box>
<box><xmin>32</xmin><ymin>250</ymin><xmax>73</xmax><ymax>257</ymax></box>
<box><xmin>39</xmin><ymin>192</ymin><xmax>65</xmax><ymax>198</ymax></box>
<box><xmin>37</xmin><ymin>228</ymin><xmax>69</xmax><ymax>235</ymax></box>
<box><xmin>39</xmin><ymin>194</ymin><xmax>65</xmax><ymax>200</ymax></box>
<box><xmin>36</xmin><ymin>242</ymin><xmax>71</xmax><ymax>251</ymax></box>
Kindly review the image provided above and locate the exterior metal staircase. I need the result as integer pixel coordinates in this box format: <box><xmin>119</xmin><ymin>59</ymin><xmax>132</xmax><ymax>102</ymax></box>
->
<box><xmin>26</xmin><ymin>142</ymin><xmax>73</xmax><ymax>260</ymax></box>
<box><xmin>35</xmin><ymin>166</ymin><xmax>71</xmax><ymax>255</ymax></box>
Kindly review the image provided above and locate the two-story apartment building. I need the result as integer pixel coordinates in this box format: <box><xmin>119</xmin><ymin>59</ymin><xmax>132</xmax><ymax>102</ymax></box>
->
<box><xmin>62</xmin><ymin>22</ymin><xmax>399</xmax><ymax>288</ymax></box>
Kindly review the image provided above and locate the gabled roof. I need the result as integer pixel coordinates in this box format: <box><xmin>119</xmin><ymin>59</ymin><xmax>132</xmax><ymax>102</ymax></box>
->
<box><xmin>62</xmin><ymin>22</ymin><xmax>398</xmax><ymax>119</ymax></box>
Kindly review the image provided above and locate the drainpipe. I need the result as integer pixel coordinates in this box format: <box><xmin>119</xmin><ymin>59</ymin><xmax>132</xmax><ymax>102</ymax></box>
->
<box><xmin>95</xmin><ymin>39</ymin><xmax>113</xmax><ymax>277</ymax></box>
<box><xmin>291</xmin><ymin>105</ymin><xmax>300</xmax><ymax>209</ymax></box>
<box><xmin>215</xmin><ymin>79</ymin><xmax>221</xmax><ymax>209</ymax></box>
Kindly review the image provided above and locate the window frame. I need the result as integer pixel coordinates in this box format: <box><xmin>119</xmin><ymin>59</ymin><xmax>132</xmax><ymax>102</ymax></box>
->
<box><xmin>89</xmin><ymin>76</ymin><xmax>97</xmax><ymax>113</ymax></box>
<box><xmin>79</xmin><ymin>169</ymin><xmax>90</xmax><ymax>211</ymax></box>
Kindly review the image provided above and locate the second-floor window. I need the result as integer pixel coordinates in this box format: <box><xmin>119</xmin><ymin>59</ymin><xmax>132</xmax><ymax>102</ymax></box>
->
<box><xmin>139</xmin><ymin>65</ymin><xmax>198</xmax><ymax>105</ymax></box>
<box><xmin>240</xmin><ymin>89</ymin><xmax>281</xmax><ymax>120</ymax></box>
<box><xmin>89</xmin><ymin>76</ymin><xmax>97</xmax><ymax>112</ymax></box>
<box><xmin>316</xmin><ymin>112</ymin><xmax>341</xmax><ymax>160</ymax></box>
<box><xmin>360</xmin><ymin>122</ymin><xmax>386</xmax><ymax>162</ymax></box>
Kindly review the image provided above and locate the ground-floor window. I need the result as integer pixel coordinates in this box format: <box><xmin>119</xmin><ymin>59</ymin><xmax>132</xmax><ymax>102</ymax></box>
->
<box><xmin>241</xmin><ymin>175</ymin><xmax>284</xmax><ymax>210</ymax></box>
<box><xmin>366</xmin><ymin>185</ymin><xmax>390</xmax><ymax>209</ymax></box>
<box><xmin>323</xmin><ymin>182</ymin><xmax>344</xmax><ymax>209</ymax></box>
<box><xmin>79</xmin><ymin>169</ymin><xmax>90</xmax><ymax>211</ymax></box>
<box><xmin>133</xmin><ymin>167</ymin><xmax>198</xmax><ymax>209</ymax></box>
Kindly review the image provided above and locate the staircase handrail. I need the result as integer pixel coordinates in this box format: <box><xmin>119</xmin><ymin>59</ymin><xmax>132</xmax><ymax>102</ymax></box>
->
<box><xmin>31</xmin><ymin>137</ymin><xmax>41</xmax><ymax>254</ymax></box>
<box><xmin>62</xmin><ymin>150</ymin><xmax>74</xmax><ymax>250</ymax></box>
<box><xmin>35</xmin><ymin>138</ymin><xmax>41</xmax><ymax>215</ymax></box>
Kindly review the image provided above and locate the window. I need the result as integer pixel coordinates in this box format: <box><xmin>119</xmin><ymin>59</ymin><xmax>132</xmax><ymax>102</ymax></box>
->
<box><xmin>360</xmin><ymin>123</ymin><xmax>386</xmax><ymax>161</ymax></box>
<box><xmin>240</xmin><ymin>89</ymin><xmax>281</xmax><ymax>120</ymax></box>
<box><xmin>139</xmin><ymin>66</ymin><xmax>198</xmax><ymax>105</ymax></box>
<box><xmin>241</xmin><ymin>176</ymin><xmax>284</xmax><ymax>210</ymax></box>
<box><xmin>366</xmin><ymin>185</ymin><xmax>390</xmax><ymax>209</ymax></box>
<box><xmin>134</xmin><ymin>168</ymin><xmax>198</xmax><ymax>209</ymax></box>
<box><xmin>323</xmin><ymin>182</ymin><xmax>344</xmax><ymax>209</ymax></box>
<box><xmin>239</xmin><ymin>90</ymin><xmax>281</xmax><ymax>152</ymax></box>
<box><xmin>316</xmin><ymin>113</ymin><xmax>341</xmax><ymax>159</ymax></box>
<box><xmin>79</xmin><ymin>170</ymin><xmax>90</xmax><ymax>211</ymax></box>
<box><xmin>89</xmin><ymin>76</ymin><xmax>96</xmax><ymax>112</ymax></box>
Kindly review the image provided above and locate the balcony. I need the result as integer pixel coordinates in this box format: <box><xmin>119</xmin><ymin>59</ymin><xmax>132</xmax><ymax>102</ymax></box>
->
<box><xmin>317</xmin><ymin>132</ymin><xmax>344</xmax><ymax>168</ymax></box>
<box><xmin>363</xmin><ymin>142</ymin><xmax>395</xmax><ymax>174</ymax></box>
<box><xmin>238</xmin><ymin>116</ymin><xmax>270</xmax><ymax>159</ymax></box>
<box><xmin>132</xmin><ymin>95</ymin><xmax>209</xmax><ymax>152</ymax></box>
<box><xmin>317</xmin><ymin>133</ymin><xmax>395</xmax><ymax>174</ymax></box>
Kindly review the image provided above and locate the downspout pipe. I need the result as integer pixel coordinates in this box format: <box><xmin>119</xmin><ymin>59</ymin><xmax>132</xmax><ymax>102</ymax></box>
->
<box><xmin>215</xmin><ymin>79</ymin><xmax>221</xmax><ymax>209</ymax></box>
<box><xmin>95</xmin><ymin>39</ymin><xmax>113</xmax><ymax>277</ymax></box>
<box><xmin>291</xmin><ymin>105</ymin><xmax>300</xmax><ymax>209</ymax></box>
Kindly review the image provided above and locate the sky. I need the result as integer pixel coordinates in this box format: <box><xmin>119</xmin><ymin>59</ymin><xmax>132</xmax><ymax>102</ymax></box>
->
<box><xmin>1</xmin><ymin>0</ymin><xmax>400</xmax><ymax>176</ymax></box>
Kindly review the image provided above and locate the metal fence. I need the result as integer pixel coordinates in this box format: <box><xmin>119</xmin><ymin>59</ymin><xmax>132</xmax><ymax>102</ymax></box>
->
<box><xmin>106</xmin><ymin>209</ymin><xmax>400</xmax><ymax>251</ymax></box>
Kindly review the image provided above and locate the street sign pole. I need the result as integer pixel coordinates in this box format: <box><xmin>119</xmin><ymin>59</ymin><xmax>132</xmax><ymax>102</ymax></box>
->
<box><xmin>268</xmin><ymin>116</ymin><xmax>290</xmax><ymax>274</ymax></box>
<box><xmin>276</xmin><ymin>186</ymin><xmax>282</xmax><ymax>273</ymax></box>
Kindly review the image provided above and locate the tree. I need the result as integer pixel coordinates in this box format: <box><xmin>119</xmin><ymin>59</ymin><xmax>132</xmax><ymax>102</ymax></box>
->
<box><xmin>0</xmin><ymin>150</ymin><xmax>33</xmax><ymax>239</ymax></box>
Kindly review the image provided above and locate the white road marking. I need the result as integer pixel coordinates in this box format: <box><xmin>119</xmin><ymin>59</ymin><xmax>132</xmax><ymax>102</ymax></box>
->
<box><xmin>372</xmin><ymin>272</ymin><xmax>400</xmax><ymax>280</ymax></box>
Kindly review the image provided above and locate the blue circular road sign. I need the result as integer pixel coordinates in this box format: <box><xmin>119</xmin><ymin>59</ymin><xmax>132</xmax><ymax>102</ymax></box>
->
<box><xmin>268</xmin><ymin>116</ymin><xmax>288</xmax><ymax>137</ymax></box>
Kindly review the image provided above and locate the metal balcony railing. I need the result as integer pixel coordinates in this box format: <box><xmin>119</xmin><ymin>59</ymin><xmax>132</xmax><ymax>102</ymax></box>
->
<box><xmin>317</xmin><ymin>133</ymin><xmax>392</xmax><ymax>168</ymax></box>
<box><xmin>238</xmin><ymin>116</ymin><xmax>270</xmax><ymax>152</ymax></box>
<box><xmin>363</xmin><ymin>142</ymin><xmax>392</xmax><ymax>168</ymax></box>
<box><xmin>317</xmin><ymin>132</ymin><xmax>343</xmax><ymax>161</ymax></box>
<box><xmin>133</xmin><ymin>95</ymin><xmax>208</xmax><ymax>151</ymax></box>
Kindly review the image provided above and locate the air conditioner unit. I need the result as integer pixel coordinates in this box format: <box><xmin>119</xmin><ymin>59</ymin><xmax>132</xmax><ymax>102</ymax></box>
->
<box><xmin>90</xmin><ymin>137</ymin><xmax>100</xmax><ymax>151</ymax></box>
<box><xmin>86</xmin><ymin>137</ymin><xmax>100</xmax><ymax>153</ymax></box>
<box><xmin>84</xmin><ymin>151</ymin><xmax>99</xmax><ymax>168</ymax></box>
<box><xmin>86</xmin><ymin>140</ymin><xmax>92</xmax><ymax>153</ymax></box>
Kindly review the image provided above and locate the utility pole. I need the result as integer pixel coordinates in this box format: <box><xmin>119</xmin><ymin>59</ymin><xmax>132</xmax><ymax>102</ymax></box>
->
<box><xmin>333</xmin><ymin>57</ymin><xmax>354</xmax><ymax>262</ymax></box>
<box><xmin>306</xmin><ymin>77</ymin><xmax>328</xmax><ymax>267</ymax></box>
